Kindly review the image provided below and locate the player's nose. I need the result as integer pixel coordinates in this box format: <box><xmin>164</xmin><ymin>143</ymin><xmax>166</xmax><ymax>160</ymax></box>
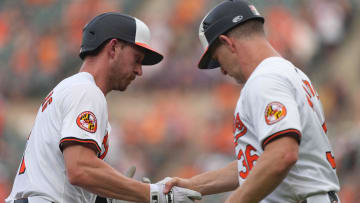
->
<box><xmin>134</xmin><ymin>64</ymin><xmax>142</xmax><ymax>76</ymax></box>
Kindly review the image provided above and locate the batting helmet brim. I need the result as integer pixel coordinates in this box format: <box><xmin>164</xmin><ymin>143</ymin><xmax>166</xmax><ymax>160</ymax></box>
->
<box><xmin>135</xmin><ymin>42</ymin><xmax>163</xmax><ymax>65</ymax></box>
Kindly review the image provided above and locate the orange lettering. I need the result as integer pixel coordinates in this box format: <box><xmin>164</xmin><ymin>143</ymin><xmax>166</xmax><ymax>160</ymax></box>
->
<box><xmin>19</xmin><ymin>156</ymin><xmax>26</xmax><ymax>174</ymax></box>
<box><xmin>326</xmin><ymin>151</ymin><xmax>336</xmax><ymax>169</ymax></box>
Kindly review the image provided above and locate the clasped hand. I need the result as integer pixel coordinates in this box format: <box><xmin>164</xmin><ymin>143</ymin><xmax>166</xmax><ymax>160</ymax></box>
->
<box><xmin>150</xmin><ymin>177</ymin><xmax>201</xmax><ymax>203</ymax></box>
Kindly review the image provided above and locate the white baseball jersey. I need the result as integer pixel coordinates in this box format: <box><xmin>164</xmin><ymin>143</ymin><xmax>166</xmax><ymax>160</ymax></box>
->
<box><xmin>233</xmin><ymin>57</ymin><xmax>340</xmax><ymax>202</ymax></box>
<box><xmin>6</xmin><ymin>72</ymin><xmax>111</xmax><ymax>203</ymax></box>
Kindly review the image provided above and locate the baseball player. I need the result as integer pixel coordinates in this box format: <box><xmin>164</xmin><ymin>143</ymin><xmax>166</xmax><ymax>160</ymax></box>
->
<box><xmin>6</xmin><ymin>12</ymin><xmax>201</xmax><ymax>203</ymax></box>
<box><xmin>163</xmin><ymin>1</ymin><xmax>340</xmax><ymax>202</ymax></box>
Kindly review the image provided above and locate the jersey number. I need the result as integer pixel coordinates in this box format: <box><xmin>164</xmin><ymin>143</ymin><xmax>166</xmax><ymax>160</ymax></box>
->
<box><xmin>302</xmin><ymin>80</ymin><xmax>318</xmax><ymax>108</ymax></box>
<box><xmin>20</xmin><ymin>91</ymin><xmax>54</xmax><ymax>174</ymax></box>
<box><xmin>18</xmin><ymin>132</ymin><xmax>31</xmax><ymax>175</ymax></box>
<box><xmin>19</xmin><ymin>156</ymin><xmax>26</xmax><ymax>174</ymax></box>
<box><xmin>237</xmin><ymin>144</ymin><xmax>259</xmax><ymax>179</ymax></box>
<box><xmin>326</xmin><ymin>151</ymin><xmax>336</xmax><ymax>169</ymax></box>
<box><xmin>302</xmin><ymin>79</ymin><xmax>336</xmax><ymax>169</ymax></box>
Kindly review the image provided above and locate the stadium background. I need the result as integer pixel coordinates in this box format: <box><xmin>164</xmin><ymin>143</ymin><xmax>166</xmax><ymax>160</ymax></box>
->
<box><xmin>0</xmin><ymin>0</ymin><xmax>359</xmax><ymax>202</ymax></box>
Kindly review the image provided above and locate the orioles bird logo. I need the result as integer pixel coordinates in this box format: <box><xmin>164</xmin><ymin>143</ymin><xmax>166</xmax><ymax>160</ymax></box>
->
<box><xmin>76</xmin><ymin>111</ymin><xmax>97</xmax><ymax>133</ymax></box>
<box><xmin>265</xmin><ymin>102</ymin><xmax>287</xmax><ymax>125</ymax></box>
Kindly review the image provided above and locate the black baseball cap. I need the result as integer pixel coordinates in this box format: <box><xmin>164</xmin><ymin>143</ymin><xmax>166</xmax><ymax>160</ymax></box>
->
<box><xmin>198</xmin><ymin>0</ymin><xmax>264</xmax><ymax>69</ymax></box>
<box><xmin>79</xmin><ymin>12</ymin><xmax>163</xmax><ymax>65</ymax></box>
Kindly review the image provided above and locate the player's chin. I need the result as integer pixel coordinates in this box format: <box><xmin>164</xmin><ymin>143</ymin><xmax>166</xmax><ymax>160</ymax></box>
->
<box><xmin>235</xmin><ymin>78</ymin><xmax>244</xmax><ymax>85</ymax></box>
<box><xmin>233</xmin><ymin>75</ymin><xmax>245</xmax><ymax>84</ymax></box>
<box><xmin>118</xmin><ymin>85</ymin><xmax>128</xmax><ymax>91</ymax></box>
<box><xmin>114</xmin><ymin>84</ymin><xmax>128</xmax><ymax>92</ymax></box>
<box><xmin>116</xmin><ymin>79</ymin><xmax>135</xmax><ymax>91</ymax></box>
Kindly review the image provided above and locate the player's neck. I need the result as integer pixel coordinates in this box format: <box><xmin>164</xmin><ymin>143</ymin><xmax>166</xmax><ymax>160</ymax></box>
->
<box><xmin>238</xmin><ymin>38</ymin><xmax>280</xmax><ymax>81</ymax></box>
<box><xmin>79</xmin><ymin>57</ymin><xmax>110</xmax><ymax>95</ymax></box>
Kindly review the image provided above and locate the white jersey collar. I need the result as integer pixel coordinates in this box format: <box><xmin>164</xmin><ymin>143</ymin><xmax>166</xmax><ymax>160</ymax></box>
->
<box><xmin>247</xmin><ymin>56</ymin><xmax>285</xmax><ymax>81</ymax></box>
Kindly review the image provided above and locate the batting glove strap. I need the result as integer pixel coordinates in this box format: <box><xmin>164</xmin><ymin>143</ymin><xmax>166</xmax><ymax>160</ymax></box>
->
<box><xmin>150</xmin><ymin>184</ymin><xmax>164</xmax><ymax>203</ymax></box>
<box><xmin>150</xmin><ymin>184</ymin><xmax>201</xmax><ymax>203</ymax></box>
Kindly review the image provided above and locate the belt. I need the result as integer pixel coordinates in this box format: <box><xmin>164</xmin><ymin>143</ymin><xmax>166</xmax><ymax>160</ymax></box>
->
<box><xmin>14</xmin><ymin>198</ymin><xmax>54</xmax><ymax>203</ymax></box>
<box><xmin>301</xmin><ymin>191</ymin><xmax>338</xmax><ymax>203</ymax></box>
<box><xmin>14</xmin><ymin>199</ymin><xmax>28</xmax><ymax>203</ymax></box>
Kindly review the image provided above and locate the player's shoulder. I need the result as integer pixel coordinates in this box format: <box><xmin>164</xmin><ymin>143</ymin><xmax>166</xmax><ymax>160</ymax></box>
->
<box><xmin>54</xmin><ymin>72</ymin><xmax>105</xmax><ymax>101</ymax></box>
<box><xmin>253</xmin><ymin>57</ymin><xmax>295</xmax><ymax>78</ymax></box>
<box><xmin>242</xmin><ymin>57</ymin><xmax>300</xmax><ymax>99</ymax></box>
<box><xmin>246</xmin><ymin>57</ymin><xmax>297</xmax><ymax>86</ymax></box>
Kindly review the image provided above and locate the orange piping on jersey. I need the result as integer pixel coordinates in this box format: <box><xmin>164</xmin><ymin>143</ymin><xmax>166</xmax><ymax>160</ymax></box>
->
<box><xmin>262</xmin><ymin>129</ymin><xmax>301</xmax><ymax>149</ymax></box>
<box><xmin>322</xmin><ymin>122</ymin><xmax>327</xmax><ymax>134</ymax></box>
<box><xmin>60</xmin><ymin>137</ymin><xmax>101</xmax><ymax>154</ymax></box>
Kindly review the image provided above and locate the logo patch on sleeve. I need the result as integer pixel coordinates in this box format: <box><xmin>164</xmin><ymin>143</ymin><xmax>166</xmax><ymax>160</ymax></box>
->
<box><xmin>76</xmin><ymin>111</ymin><xmax>97</xmax><ymax>133</ymax></box>
<box><xmin>265</xmin><ymin>102</ymin><xmax>287</xmax><ymax>125</ymax></box>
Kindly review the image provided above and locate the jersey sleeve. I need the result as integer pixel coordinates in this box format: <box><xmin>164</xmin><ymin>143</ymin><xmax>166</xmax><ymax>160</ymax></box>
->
<box><xmin>59</xmin><ymin>84</ymin><xmax>108</xmax><ymax>156</ymax></box>
<box><xmin>246</xmin><ymin>74</ymin><xmax>302</xmax><ymax>150</ymax></box>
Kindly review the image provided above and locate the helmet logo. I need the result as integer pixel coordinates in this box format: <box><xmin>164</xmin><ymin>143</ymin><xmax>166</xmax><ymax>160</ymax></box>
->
<box><xmin>202</xmin><ymin>21</ymin><xmax>211</xmax><ymax>31</ymax></box>
<box><xmin>232</xmin><ymin>15</ymin><xmax>243</xmax><ymax>23</ymax></box>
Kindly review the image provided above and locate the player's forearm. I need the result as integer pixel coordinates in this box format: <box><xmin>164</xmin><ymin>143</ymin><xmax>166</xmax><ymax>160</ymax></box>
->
<box><xmin>70</xmin><ymin>158</ymin><xmax>149</xmax><ymax>202</ymax></box>
<box><xmin>189</xmin><ymin>160</ymin><xmax>238</xmax><ymax>195</ymax></box>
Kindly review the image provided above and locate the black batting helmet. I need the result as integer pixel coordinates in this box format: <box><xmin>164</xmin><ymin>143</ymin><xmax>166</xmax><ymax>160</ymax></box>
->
<box><xmin>79</xmin><ymin>12</ymin><xmax>163</xmax><ymax>65</ymax></box>
<box><xmin>198</xmin><ymin>0</ymin><xmax>264</xmax><ymax>69</ymax></box>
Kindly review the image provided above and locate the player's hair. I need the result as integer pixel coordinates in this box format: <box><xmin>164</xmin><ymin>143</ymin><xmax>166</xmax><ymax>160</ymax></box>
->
<box><xmin>227</xmin><ymin>19</ymin><xmax>265</xmax><ymax>39</ymax></box>
<box><xmin>81</xmin><ymin>38</ymin><xmax>129</xmax><ymax>60</ymax></box>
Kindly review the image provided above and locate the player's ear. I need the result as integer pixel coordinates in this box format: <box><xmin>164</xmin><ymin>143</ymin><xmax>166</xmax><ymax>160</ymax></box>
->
<box><xmin>107</xmin><ymin>38</ymin><xmax>120</xmax><ymax>59</ymax></box>
<box><xmin>219</xmin><ymin>35</ymin><xmax>236</xmax><ymax>53</ymax></box>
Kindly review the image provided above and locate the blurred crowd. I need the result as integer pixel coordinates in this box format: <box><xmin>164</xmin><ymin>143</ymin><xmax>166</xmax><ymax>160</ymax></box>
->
<box><xmin>0</xmin><ymin>0</ymin><xmax>360</xmax><ymax>202</ymax></box>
